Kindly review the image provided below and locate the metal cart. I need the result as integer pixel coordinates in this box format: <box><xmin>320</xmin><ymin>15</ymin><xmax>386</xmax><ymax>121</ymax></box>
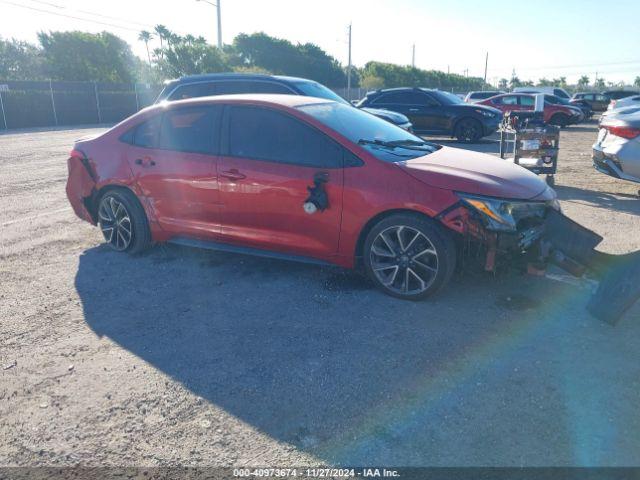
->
<box><xmin>499</xmin><ymin>111</ymin><xmax>560</xmax><ymax>186</ymax></box>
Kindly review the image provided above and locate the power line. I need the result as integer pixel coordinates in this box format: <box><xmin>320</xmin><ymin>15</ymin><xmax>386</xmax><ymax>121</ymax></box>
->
<box><xmin>0</xmin><ymin>0</ymin><xmax>142</xmax><ymax>32</ymax></box>
<box><xmin>25</xmin><ymin>0</ymin><xmax>157</xmax><ymax>29</ymax></box>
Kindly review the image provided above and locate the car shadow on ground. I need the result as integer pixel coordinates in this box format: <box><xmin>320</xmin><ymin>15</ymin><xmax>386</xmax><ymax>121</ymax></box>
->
<box><xmin>554</xmin><ymin>185</ymin><xmax>640</xmax><ymax>216</ymax></box>
<box><xmin>75</xmin><ymin>242</ymin><xmax>640</xmax><ymax>465</ymax></box>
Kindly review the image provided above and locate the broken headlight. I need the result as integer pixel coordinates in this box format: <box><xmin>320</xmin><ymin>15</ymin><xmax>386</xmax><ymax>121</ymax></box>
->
<box><xmin>457</xmin><ymin>193</ymin><xmax>560</xmax><ymax>232</ymax></box>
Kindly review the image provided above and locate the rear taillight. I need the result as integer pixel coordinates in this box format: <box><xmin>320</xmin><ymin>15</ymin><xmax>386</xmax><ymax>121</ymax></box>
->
<box><xmin>69</xmin><ymin>148</ymin><xmax>85</xmax><ymax>159</ymax></box>
<box><xmin>605</xmin><ymin>125</ymin><xmax>640</xmax><ymax>139</ymax></box>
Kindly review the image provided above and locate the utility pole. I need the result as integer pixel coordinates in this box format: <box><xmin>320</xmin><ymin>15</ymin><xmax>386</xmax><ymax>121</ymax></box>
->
<box><xmin>216</xmin><ymin>0</ymin><xmax>222</xmax><ymax>49</ymax></box>
<box><xmin>347</xmin><ymin>23</ymin><xmax>352</xmax><ymax>100</ymax></box>
<box><xmin>411</xmin><ymin>43</ymin><xmax>415</xmax><ymax>68</ymax></box>
<box><xmin>196</xmin><ymin>0</ymin><xmax>222</xmax><ymax>48</ymax></box>
<box><xmin>483</xmin><ymin>52</ymin><xmax>488</xmax><ymax>84</ymax></box>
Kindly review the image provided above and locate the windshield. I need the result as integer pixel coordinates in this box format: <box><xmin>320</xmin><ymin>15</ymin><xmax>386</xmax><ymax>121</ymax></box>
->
<box><xmin>293</xmin><ymin>81</ymin><xmax>350</xmax><ymax>105</ymax></box>
<box><xmin>434</xmin><ymin>90</ymin><xmax>465</xmax><ymax>105</ymax></box>
<box><xmin>298</xmin><ymin>102</ymin><xmax>439</xmax><ymax>162</ymax></box>
<box><xmin>546</xmin><ymin>95</ymin><xmax>569</xmax><ymax>105</ymax></box>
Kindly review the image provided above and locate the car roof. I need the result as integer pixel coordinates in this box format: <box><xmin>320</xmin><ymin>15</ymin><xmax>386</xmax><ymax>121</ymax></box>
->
<box><xmin>164</xmin><ymin>73</ymin><xmax>311</xmax><ymax>86</ymax></box>
<box><xmin>153</xmin><ymin>93</ymin><xmax>332</xmax><ymax>109</ymax></box>
<box><xmin>368</xmin><ymin>87</ymin><xmax>440</xmax><ymax>95</ymax></box>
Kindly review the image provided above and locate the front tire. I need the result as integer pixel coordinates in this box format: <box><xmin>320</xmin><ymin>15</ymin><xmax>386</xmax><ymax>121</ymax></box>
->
<box><xmin>455</xmin><ymin>118</ymin><xmax>483</xmax><ymax>143</ymax></box>
<box><xmin>97</xmin><ymin>189</ymin><xmax>151</xmax><ymax>254</ymax></box>
<box><xmin>363</xmin><ymin>214</ymin><xmax>456</xmax><ymax>300</ymax></box>
<box><xmin>549</xmin><ymin>114</ymin><xmax>569</xmax><ymax>128</ymax></box>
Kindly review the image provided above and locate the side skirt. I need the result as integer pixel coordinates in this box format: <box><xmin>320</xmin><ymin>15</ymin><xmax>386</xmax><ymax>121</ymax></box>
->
<box><xmin>168</xmin><ymin>236</ymin><xmax>335</xmax><ymax>267</ymax></box>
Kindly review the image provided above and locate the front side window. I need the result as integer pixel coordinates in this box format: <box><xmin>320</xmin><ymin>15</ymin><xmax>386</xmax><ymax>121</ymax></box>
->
<box><xmin>159</xmin><ymin>106</ymin><xmax>221</xmax><ymax>154</ymax></box>
<box><xmin>228</xmin><ymin>106</ymin><xmax>342</xmax><ymax>168</ymax></box>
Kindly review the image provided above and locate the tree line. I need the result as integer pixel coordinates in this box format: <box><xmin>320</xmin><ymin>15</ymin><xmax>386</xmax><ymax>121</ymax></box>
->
<box><xmin>0</xmin><ymin>28</ymin><xmax>489</xmax><ymax>91</ymax></box>
<box><xmin>2</xmin><ymin>28</ymin><xmax>638</xmax><ymax>92</ymax></box>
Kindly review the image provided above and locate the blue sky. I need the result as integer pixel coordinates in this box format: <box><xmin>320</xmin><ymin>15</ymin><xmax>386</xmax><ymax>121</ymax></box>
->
<box><xmin>1</xmin><ymin>0</ymin><xmax>639</xmax><ymax>84</ymax></box>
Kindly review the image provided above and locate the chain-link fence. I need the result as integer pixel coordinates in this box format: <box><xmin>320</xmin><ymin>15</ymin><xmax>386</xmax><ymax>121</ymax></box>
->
<box><xmin>0</xmin><ymin>80</ymin><xmax>163</xmax><ymax>130</ymax></box>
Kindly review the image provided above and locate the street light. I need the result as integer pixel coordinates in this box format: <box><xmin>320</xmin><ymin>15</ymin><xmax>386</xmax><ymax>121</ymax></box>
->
<box><xmin>196</xmin><ymin>0</ymin><xmax>222</xmax><ymax>49</ymax></box>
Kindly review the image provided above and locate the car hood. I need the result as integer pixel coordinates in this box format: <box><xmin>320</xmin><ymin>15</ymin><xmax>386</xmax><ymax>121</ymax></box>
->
<box><xmin>451</xmin><ymin>103</ymin><xmax>502</xmax><ymax>116</ymax></box>
<box><xmin>361</xmin><ymin>107</ymin><xmax>409</xmax><ymax>124</ymax></box>
<box><xmin>398</xmin><ymin>146</ymin><xmax>549</xmax><ymax>200</ymax></box>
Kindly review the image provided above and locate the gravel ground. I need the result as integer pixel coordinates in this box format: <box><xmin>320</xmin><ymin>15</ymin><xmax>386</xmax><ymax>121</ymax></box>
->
<box><xmin>1</xmin><ymin>121</ymin><xmax>639</xmax><ymax>468</ymax></box>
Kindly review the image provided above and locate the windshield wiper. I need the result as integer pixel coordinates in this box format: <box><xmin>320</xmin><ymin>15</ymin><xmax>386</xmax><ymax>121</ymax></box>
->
<box><xmin>358</xmin><ymin>139</ymin><xmax>436</xmax><ymax>152</ymax></box>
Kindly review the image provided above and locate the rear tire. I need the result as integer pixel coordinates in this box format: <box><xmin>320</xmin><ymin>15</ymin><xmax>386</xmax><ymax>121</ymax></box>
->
<box><xmin>454</xmin><ymin>118</ymin><xmax>483</xmax><ymax>143</ymax></box>
<box><xmin>363</xmin><ymin>213</ymin><xmax>456</xmax><ymax>300</ymax></box>
<box><xmin>97</xmin><ymin>189</ymin><xmax>151</xmax><ymax>254</ymax></box>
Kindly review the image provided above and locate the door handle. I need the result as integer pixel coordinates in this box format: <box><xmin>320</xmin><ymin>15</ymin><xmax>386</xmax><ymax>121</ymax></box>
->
<box><xmin>135</xmin><ymin>157</ymin><xmax>155</xmax><ymax>167</ymax></box>
<box><xmin>408</xmin><ymin>108</ymin><xmax>420</xmax><ymax>112</ymax></box>
<box><xmin>220</xmin><ymin>169</ymin><xmax>246</xmax><ymax>180</ymax></box>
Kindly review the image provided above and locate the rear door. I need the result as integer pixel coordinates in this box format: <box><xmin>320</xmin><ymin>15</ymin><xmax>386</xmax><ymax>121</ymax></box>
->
<box><xmin>592</xmin><ymin>94</ymin><xmax>609</xmax><ymax>112</ymax></box>
<box><xmin>490</xmin><ymin>95</ymin><xmax>520</xmax><ymax>114</ymax></box>
<box><xmin>127</xmin><ymin>105</ymin><xmax>222</xmax><ymax>239</ymax></box>
<box><xmin>371</xmin><ymin>91</ymin><xmax>446</xmax><ymax>133</ymax></box>
<box><xmin>518</xmin><ymin>95</ymin><xmax>535</xmax><ymax>112</ymax></box>
<box><xmin>216</xmin><ymin>105</ymin><xmax>345</xmax><ymax>260</ymax></box>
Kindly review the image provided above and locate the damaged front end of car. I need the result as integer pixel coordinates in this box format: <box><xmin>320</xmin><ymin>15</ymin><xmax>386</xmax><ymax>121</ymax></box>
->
<box><xmin>438</xmin><ymin>192</ymin><xmax>640</xmax><ymax>324</ymax></box>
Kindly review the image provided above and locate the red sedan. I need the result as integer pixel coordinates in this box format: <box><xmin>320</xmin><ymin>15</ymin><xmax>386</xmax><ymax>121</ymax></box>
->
<box><xmin>67</xmin><ymin>94</ymin><xmax>561</xmax><ymax>299</ymax></box>
<box><xmin>478</xmin><ymin>93</ymin><xmax>582</xmax><ymax>127</ymax></box>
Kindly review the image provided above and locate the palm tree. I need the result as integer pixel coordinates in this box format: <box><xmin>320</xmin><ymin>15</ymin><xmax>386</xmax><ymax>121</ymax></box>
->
<box><xmin>635</xmin><ymin>76</ymin><xmax>640</xmax><ymax>89</ymax></box>
<box><xmin>138</xmin><ymin>30</ymin><xmax>154</xmax><ymax>64</ymax></box>
<box><xmin>154</xmin><ymin>24</ymin><xmax>170</xmax><ymax>48</ymax></box>
<box><xmin>578</xmin><ymin>75</ymin><xmax>590</xmax><ymax>88</ymax></box>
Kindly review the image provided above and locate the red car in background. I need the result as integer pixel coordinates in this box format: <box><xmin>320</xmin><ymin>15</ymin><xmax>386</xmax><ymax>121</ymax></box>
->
<box><xmin>478</xmin><ymin>93</ymin><xmax>583</xmax><ymax>127</ymax></box>
<box><xmin>67</xmin><ymin>94</ymin><xmax>583</xmax><ymax>301</ymax></box>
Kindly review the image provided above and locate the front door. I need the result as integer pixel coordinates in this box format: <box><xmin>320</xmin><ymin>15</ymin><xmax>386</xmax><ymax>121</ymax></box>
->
<box><xmin>217</xmin><ymin>105</ymin><xmax>344</xmax><ymax>260</ymax></box>
<box><xmin>127</xmin><ymin>105</ymin><xmax>222</xmax><ymax>239</ymax></box>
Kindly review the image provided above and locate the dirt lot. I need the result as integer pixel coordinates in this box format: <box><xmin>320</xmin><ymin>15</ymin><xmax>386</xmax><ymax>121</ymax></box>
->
<box><xmin>1</xmin><ymin>121</ymin><xmax>639</xmax><ymax>467</ymax></box>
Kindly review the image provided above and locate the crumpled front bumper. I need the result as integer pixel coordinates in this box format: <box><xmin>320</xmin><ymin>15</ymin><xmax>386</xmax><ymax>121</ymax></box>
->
<box><xmin>442</xmin><ymin>206</ymin><xmax>640</xmax><ymax>324</ymax></box>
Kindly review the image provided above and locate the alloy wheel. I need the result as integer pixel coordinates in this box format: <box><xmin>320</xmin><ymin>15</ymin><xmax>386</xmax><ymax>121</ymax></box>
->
<box><xmin>98</xmin><ymin>196</ymin><xmax>133</xmax><ymax>251</ymax></box>
<box><xmin>369</xmin><ymin>225</ymin><xmax>439</xmax><ymax>295</ymax></box>
<box><xmin>459</xmin><ymin>119</ymin><xmax>479</xmax><ymax>141</ymax></box>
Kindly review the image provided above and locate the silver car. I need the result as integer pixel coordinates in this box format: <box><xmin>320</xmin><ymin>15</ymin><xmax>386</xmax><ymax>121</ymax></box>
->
<box><xmin>607</xmin><ymin>94</ymin><xmax>640</xmax><ymax>111</ymax></box>
<box><xmin>593</xmin><ymin>111</ymin><xmax>640</xmax><ymax>187</ymax></box>
<box><xmin>599</xmin><ymin>105</ymin><xmax>640</xmax><ymax>125</ymax></box>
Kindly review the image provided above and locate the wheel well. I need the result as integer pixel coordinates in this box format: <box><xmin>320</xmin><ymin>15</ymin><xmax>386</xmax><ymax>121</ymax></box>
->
<box><xmin>354</xmin><ymin>209</ymin><xmax>433</xmax><ymax>266</ymax></box>
<box><xmin>453</xmin><ymin>116</ymin><xmax>482</xmax><ymax>134</ymax></box>
<box><xmin>89</xmin><ymin>184</ymin><xmax>138</xmax><ymax>221</ymax></box>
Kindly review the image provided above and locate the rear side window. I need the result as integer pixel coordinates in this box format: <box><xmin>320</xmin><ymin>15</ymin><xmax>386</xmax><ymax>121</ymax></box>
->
<box><xmin>520</xmin><ymin>96</ymin><xmax>535</xmax><ymax>106</ymax></box>
<box><xmin>228</xmin><ymin>106</ymin><xmax>342</xmax><ymax>168</ymax></box>
<box><xmin>159</xmin><ymin>106</ymin><xmax>221</xmax><ymax>154</ymax></box>
<box><xmin>497</xmin><ymin>96</ymin><xmax>518</xmax><ymax>105</ymax></box>
<box><xmin>168</xmin><ymin>83</ymin><xmax>217</xmax><ymax>101</ymax></box>
<box><xmin>373</xmin><ymin>92</ymin><xmax>433</xmax><ymax>105</ymax></box>
<box><xmin>133</xmin><ymin>116</ymin><xmax>162</xmax><ymax>148</ymax></box>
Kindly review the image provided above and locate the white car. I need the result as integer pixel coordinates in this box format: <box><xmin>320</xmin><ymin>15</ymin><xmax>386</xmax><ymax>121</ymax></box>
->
<box><xmin>607</xmin><ymin>95</ymin><xmax>640</xmax><ymax>111</ymax></box>
<box><xmin>513</xmin><ymin>86</ymin><xmax>572</xmax><ymax>100</ymax></box>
